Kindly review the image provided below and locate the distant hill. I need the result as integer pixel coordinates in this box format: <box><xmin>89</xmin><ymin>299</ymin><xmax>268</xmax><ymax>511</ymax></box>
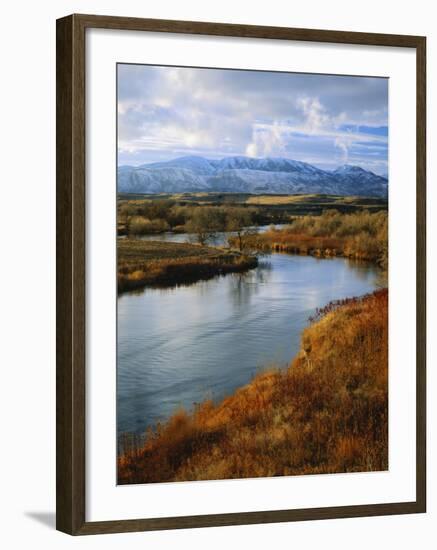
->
<box><xmin>118</xmin><ymin>155</ymin><xmax>388</xmax><ymax>197</ymax></box>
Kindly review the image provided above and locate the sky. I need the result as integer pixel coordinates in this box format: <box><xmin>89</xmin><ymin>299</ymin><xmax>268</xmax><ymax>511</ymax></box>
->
<box><xmin>117</xmin><ymin>64</ymin><xmax>388</xmax><ymax>175</ymax></box>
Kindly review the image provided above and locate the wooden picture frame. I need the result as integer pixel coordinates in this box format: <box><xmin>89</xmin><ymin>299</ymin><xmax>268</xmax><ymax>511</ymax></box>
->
<box><xmin>56</xmin><ymin>13</ymin><xmax>426</xmax><ymax>535</ymax></box>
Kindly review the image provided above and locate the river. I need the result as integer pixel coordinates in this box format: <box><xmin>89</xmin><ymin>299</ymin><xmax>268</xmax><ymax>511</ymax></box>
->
<box><xmin>117</xmin><ymin>230</ymin><xmax>380</xmax><ymax>436</ymax></box>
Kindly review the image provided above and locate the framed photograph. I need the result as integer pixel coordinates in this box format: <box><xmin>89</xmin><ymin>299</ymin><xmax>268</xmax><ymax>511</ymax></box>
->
<box><xmin>56</xmin><ymin>14</ymin><xmax>426</xmax><ymax>535</ymax></box>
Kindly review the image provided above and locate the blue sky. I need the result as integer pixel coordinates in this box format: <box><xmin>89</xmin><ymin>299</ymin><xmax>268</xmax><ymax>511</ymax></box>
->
<box><xmin>117</xmin><ymin>64</ymin><xmax>388</xmax><ymax>175</ymax></box>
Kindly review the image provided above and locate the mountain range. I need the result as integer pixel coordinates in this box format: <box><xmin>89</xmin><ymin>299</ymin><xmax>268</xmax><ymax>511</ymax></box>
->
<box><xmin>118</xmin><ymin>156</ymin><xmax>388</xmax><ymax>197</ymax></box>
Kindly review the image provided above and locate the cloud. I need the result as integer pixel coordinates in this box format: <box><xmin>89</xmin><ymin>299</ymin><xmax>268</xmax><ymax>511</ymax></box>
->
<box><xmin>246</xmin><ymin>121</ymin><xmax>286</xmax><ymax>157</ymax></box>
<box><xmin>334</xmin><ymin>130</ymin><xmax>356</xmax><ymax>164</ymax></box>
<box><xmin>117</xmin><ymin>64</ymin><xmax>388</xmax><ymax>174</ymax></box>
<box><xmin>296</xmin><ymin>97</ymin><xmax>330</xmax><ymax>134</ymax></box>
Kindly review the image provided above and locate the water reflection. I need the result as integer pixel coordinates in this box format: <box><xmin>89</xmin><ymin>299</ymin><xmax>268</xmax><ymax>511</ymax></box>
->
<box><xmin>226</xmin><ymin>260</ymin><xmax>273</xmax><ymax>308</ymax></box>
<box><xmin>117</xmin><ymin>251</ymin><xmax>380</xmax><ymax>436</ymax></box>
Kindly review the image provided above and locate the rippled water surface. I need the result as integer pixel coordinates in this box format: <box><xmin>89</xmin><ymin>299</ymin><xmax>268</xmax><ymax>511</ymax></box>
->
<box><xmin>117</xmin><ymin>238</ymin><xmax>380</xmax><ymax>435</ymax></box>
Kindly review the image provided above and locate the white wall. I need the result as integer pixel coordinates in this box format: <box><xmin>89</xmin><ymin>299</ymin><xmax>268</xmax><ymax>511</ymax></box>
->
<box><xmin>0</xmin><ymin>0</ymin><xmax>435</xmax><ymax>547</ymax></box>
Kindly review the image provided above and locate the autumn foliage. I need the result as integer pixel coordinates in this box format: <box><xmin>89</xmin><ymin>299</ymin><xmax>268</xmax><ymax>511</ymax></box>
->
<box><xmin>118</xmin><ymin>289</ymin><xmax>388</xmax><ymax>483</ymax></box>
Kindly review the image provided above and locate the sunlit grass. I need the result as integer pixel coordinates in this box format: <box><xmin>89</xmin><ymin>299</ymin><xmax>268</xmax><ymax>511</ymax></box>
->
<box><xmin>234</xmin><ymin>210</ymin><xmax>388</xmax><ymax>270</ymax></box>
<box><xmin>118</xmin><ymin>289</ymin><xmax>388</xmax><ymax>483</ymax></box>
<box><xmin>118</xmin><ymin>239</ymin><xmax>257</xmax><ymax>291</ymax></box>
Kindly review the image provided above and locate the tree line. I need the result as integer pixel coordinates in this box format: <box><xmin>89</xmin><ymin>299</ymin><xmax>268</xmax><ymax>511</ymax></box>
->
<box><xmin>119</xmin><ymin>199</ymin><xmax>258</xmax><ymax>250</ymax></box>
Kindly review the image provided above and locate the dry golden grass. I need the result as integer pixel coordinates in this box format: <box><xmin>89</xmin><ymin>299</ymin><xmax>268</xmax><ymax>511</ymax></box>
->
<box><xmin>236</xmin><ymin>210</ymin><xmax>388</xmax><ymax>268</ymax></box>
<box><xmin>246</xmin><ymin>194</ymin><xmax>319</xmax><ymax>205</ymax></box>
<box><xmin>118</xmin><ymin>239</ymin><xmax>257</xmax><ymax>292</ymax></box>
<box><xmin>244</xmin><ymin>194</ymin><xmax>385</xmax><ymax>209</ymax></box>
<box><xmin>118</xmin><ymin>289</ymin><xmax>388</xmax><ymax>483</ymax></box>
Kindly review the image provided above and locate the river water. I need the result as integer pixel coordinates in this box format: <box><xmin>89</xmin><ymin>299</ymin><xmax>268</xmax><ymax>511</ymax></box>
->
<box><xmin>117</xmin><ymin>230</ymin><xmax>380</xmax><ymax>435</ymax></box>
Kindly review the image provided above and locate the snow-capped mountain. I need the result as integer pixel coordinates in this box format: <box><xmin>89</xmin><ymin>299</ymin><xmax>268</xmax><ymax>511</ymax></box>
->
<box><xmin>118</xmin><ymin>156</ymin><xmax>388</xmax><ymax>197</ymax></box>
<box><xmin>331</xmin><ymin>165</ymin><xmax>389</xmax><ymax>197</ymax></box>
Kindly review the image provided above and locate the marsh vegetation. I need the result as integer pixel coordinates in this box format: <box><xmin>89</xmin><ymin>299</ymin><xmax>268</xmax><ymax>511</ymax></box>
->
<box><xmin>117</xmin><ymin>193</ymin><xmax>387</xmax><ymax>237</ymax></box>
<box><xmin>118</xmin><ymin>239</ymin><xmax>257</xmax><ymax>292</ymax></box>
<box><xmin>236</xmin><ymin>209</ymin><xmax>388</xmax><ymax>271</ymax></box>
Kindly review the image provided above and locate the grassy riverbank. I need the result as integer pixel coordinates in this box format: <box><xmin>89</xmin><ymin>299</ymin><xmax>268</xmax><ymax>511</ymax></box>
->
<box><xmin>118</xmin><ymin>239</ymin><xmax>258</xmax><ymax>292</ymax></box>
<box><xmin>232</xmin><ymin>210</ymin><xmax>388</xmax><ymax>269</ymax></box>
<box><xmin>118</xmin><ymin>288</ymin><xmax>388</xmax><ymax>483</ymax></box>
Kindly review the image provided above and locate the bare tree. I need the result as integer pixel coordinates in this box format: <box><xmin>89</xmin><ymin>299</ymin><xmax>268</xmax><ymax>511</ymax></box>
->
<box><xmin>185</xmin><ymin>207</ymin><xmax>226</xmax><ymax>245</ymax></box>
<box><xmin>226</xmin><ymin>208</ymin><xmax>254</xmax><ymax>251</ymax></box>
